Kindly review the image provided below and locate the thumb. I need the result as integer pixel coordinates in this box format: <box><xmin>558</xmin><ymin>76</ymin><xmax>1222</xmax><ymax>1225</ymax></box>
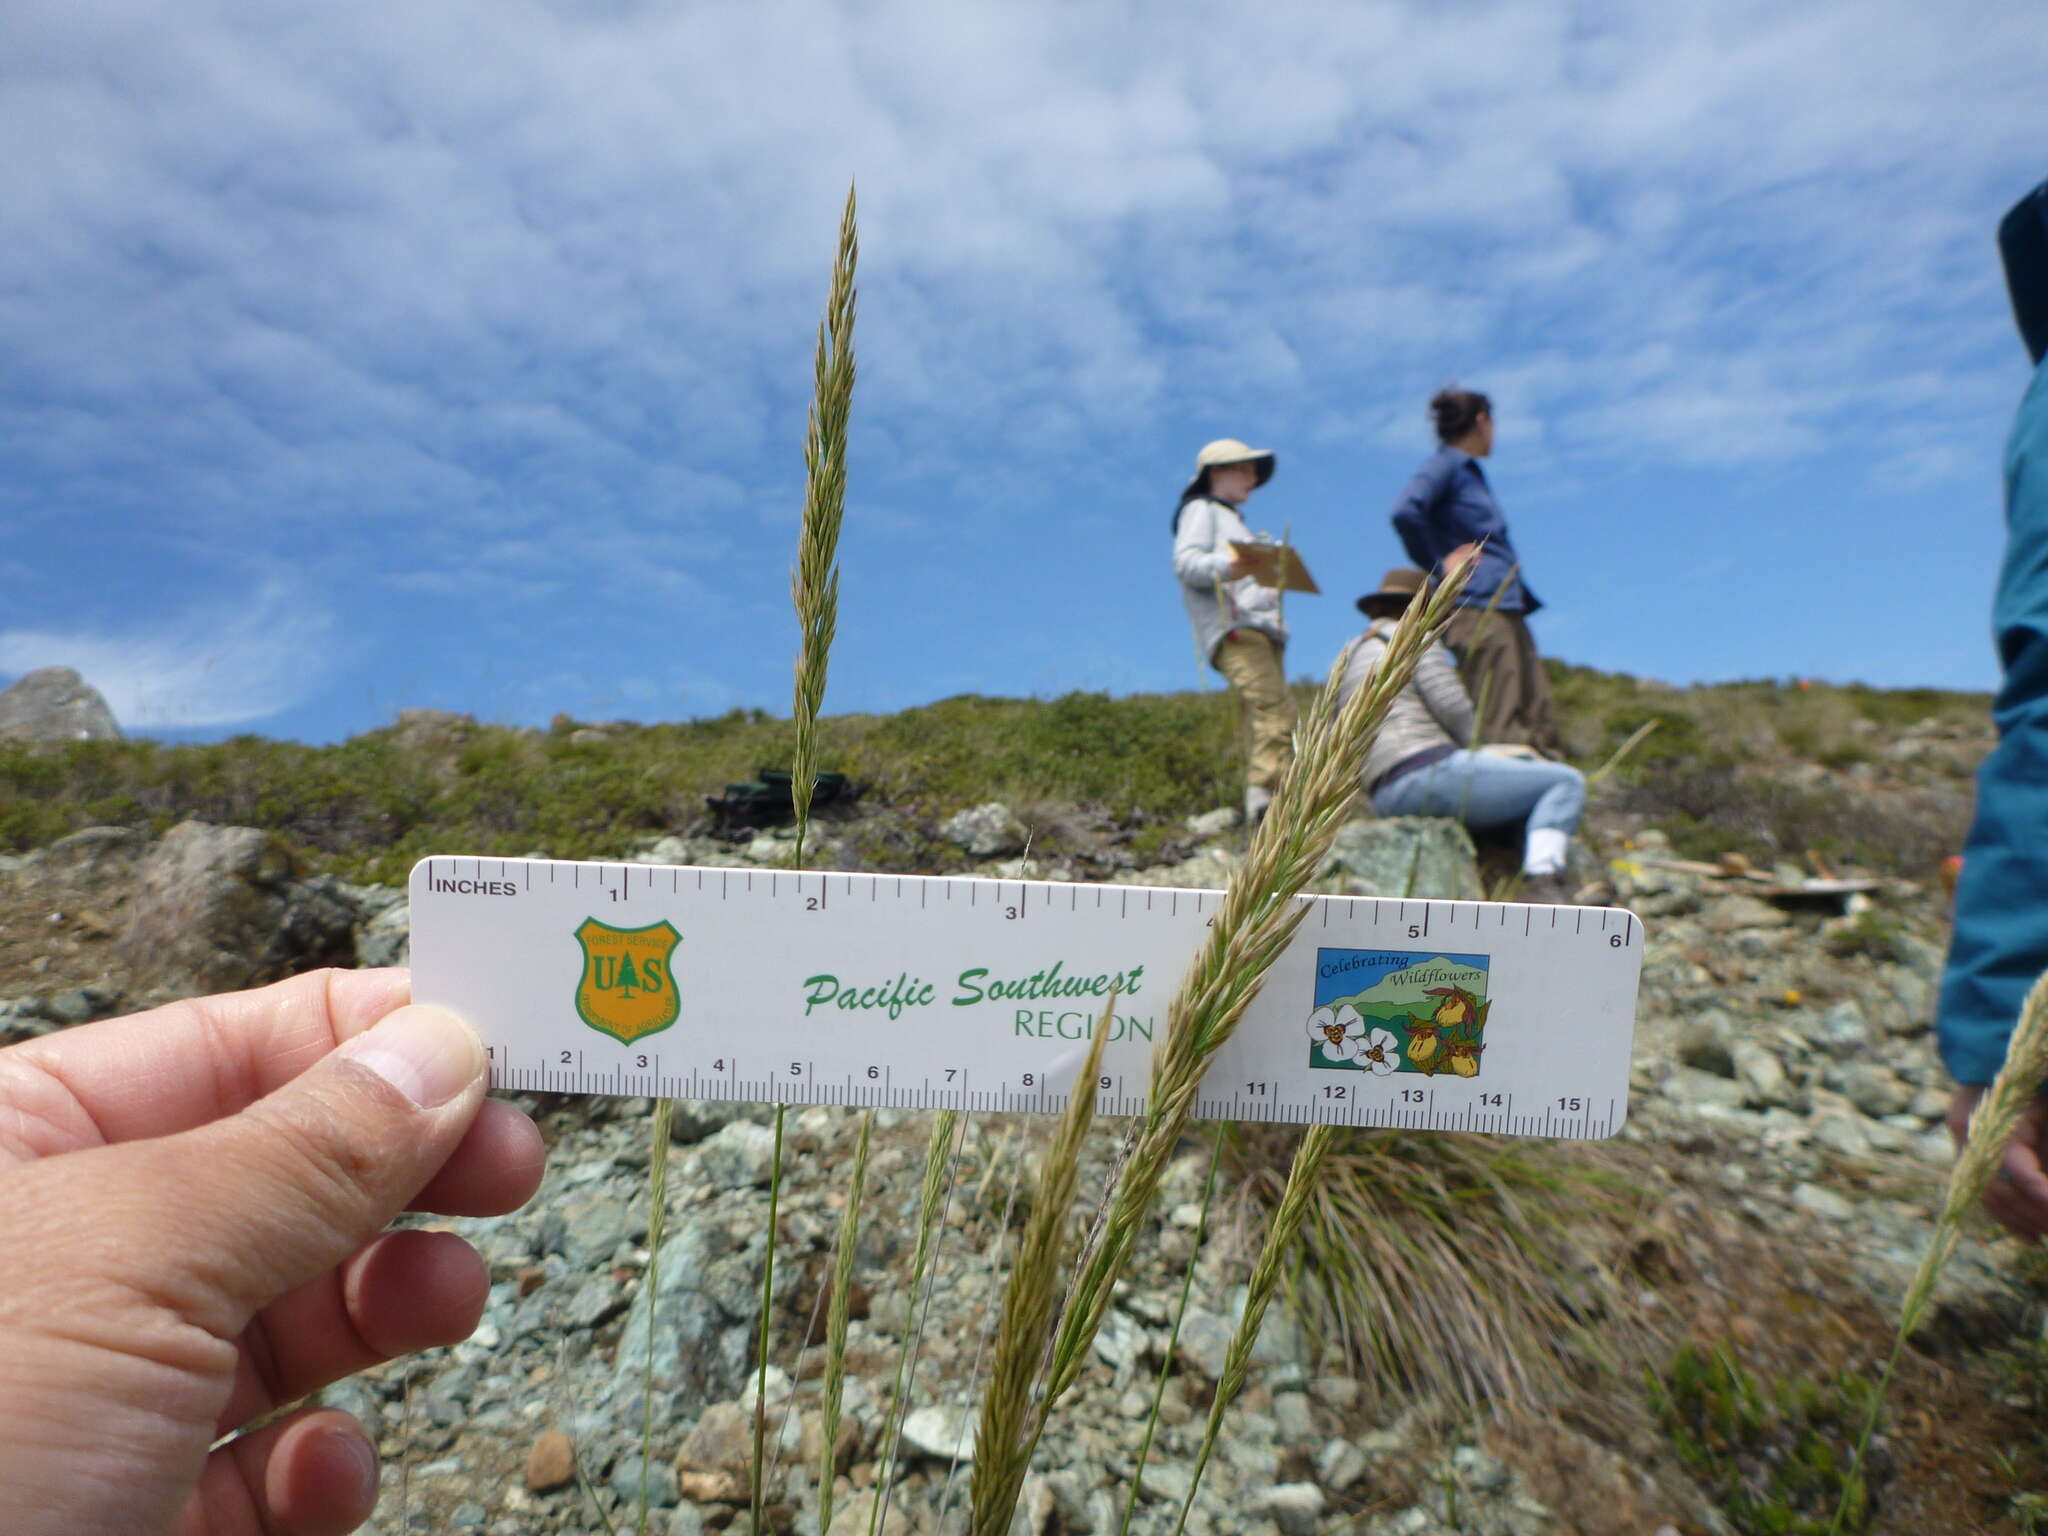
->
<box><xmin>128</xmin><ymin>1003</ymin><xmax>490</xmax><ymax>1339</ymax></box>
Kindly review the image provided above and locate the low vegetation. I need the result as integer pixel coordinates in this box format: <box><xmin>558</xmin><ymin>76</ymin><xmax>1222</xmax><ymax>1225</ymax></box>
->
<box><xmin>0</xmin><ymin>664</ymin><xmax>1989</xmax><ymax>887</ymax></box>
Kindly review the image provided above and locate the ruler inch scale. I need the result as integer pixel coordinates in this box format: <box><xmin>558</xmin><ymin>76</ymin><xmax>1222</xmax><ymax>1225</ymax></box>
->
<box><xmin>410</xmin><ymin>856</ymin><xmax>1644</xmax><ymax>1141</ymax></box>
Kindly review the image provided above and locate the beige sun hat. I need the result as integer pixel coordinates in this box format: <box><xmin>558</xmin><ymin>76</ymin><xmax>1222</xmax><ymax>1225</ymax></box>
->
<box><xmin>1180</xmin><ymin>438</ymin><xmax>1276</xmax><ymax>503</ymax></box>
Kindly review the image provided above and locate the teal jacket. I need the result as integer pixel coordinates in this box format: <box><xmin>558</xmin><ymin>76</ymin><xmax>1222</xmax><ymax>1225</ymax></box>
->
<box><xmin>1938</xmin><ymin>356</ymin><xmax>2048</xmax><ymax>1083</ymax></box>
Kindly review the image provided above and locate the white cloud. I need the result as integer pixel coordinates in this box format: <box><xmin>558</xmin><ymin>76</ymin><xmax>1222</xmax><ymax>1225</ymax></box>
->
<box><xmin>0</xmin><ymin>579</ymin><xmax>340</xmax><ymax>729</ymax></box>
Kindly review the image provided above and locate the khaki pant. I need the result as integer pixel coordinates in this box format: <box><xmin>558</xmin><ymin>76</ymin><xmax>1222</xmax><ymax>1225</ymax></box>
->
<box><xmin>1442</xmin><ymin>608</ymin><xmax>1559</xmax><ymax>755</ymax></box>
<box><xmin>1214</xmin><ymin>629</ymin><xmax>1296</xmax><ymax>792</ymax></box>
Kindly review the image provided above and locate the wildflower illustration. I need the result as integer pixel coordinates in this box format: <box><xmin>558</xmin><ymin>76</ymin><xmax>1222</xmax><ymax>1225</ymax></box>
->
<box><xmin>1307</xmin><ymin>949</ymin><xmax>1491</xmax><ymax>1077</ymax></box>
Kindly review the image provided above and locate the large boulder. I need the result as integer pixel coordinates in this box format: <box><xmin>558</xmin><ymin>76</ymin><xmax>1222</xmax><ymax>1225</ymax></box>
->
<box><xmin>116</xmin><ymin>822</ymin><xmax>356</xmax><ymax>996</ymax></box>
<box><xmin>0</xmin><ymin>667</ymin><xmax>120</xmax><ymax>743</ymax></box>
<box><xmin>1320</xmin><ymin>816</ymin><xmax>1484</xmax><ymax>901</ymax></box>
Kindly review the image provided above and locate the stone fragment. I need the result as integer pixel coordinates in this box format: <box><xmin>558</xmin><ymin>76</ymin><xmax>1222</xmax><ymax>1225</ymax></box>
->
<box><xmin>356</xmin><ymin>900</ymin><xmax>412</xmax><ymax>968</ymax></box>
<box><xmin>940</xmin><ymin>803</ymin><xmax>1029</xmax><ymax>858</ymax></box>
<box><xmin>115</xmin><ymin>822</ymin><xmax>355</xmax><ymax>995</ymax></box>
<box><xmin>1696</xmin><ymin>895</ymin><xmax>1789</xmax><ymax>933</ymax></box>
<box><xmin>1676</xmin><ymin>1010</ymin><xmax>1737</xmax><ymax>1077</ymax></box>
<box><xmin>1792</xmin><ymin>1183</ymin><xmax>1855</xmax><ymax>1221</ymax></box>
<box><xmin>1258</xmin><ymin>1484</ymin><xmax>1326</xmax><ymax>1536</ymax></box>
<box><xmin>1175</xmin><ymin>1308</ymin><xmax>1234</xmax><ymax>1380</ymax></box>
<box><xmin>1316</xmin><ymin>1438</ymin><xmax>1369</xmax><ymax>1492</ymax></box>
<box><xmin>0</xmin><ymin>666</ymin><xmax>120</xmax><ymax>742</ymax></box>
<box><xmin>827</xmin><ymin>1491</ymin><xmax>912</xmax><ymax>1536</ymax></box>
<box><xmin>698</xmin><ymin>1121</ymin><xmax>782</xmax><ymax>1189</ymax></box>
<box><xmin>611</xmin><ymin>1453</ymin><xmax>679</xmax><ymax>1508</ymax></box>
<box><xmin>1731</xmin><ymin>1040</ymin><xmax>1789</xmax><ymax>1107</ymax></box>
<box><xmin>1185</xmin><ymin>806</ymin><xmax>1239</xmax><ymax>839</ymax></box>
<box><xmin>899</xmin><ymin>1405</ymin><xmax>976</xmax><ymax>1463</ymax></box>
<box><xmin>675</xmin><ymin>1409</ymin><xmax>757</xmax><ymax>1482</ymax></box>
<box><xmin>1810</xmin><ymin>1112</ymin><xmax>1873</xmax><ymax>1160</ymax></box>
<box><xmin>524</xmin><ymin>1430</ymin><xmax>576</xmax><ymax>1492</ymax></box>
<box><xmin>1321</xmin><ymin>817</ymin><xmax>1483</xmax><ymax>901</ymax></box>
<box><xmin>1273</xmin><ymin>1391</ymin><xmax>1316</xmax><ymax>1442</ymax></box>
<box><xmin>1830</xmin><ymin>1063</ymin><xmax>1911</xmax><ymax>1119</ymax></box>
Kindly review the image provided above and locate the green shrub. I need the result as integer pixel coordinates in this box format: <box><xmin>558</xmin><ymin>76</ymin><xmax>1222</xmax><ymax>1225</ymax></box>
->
<box><xmin>1649</xmin><ymin>1342</ymin><xmax>1876</xmax><ymax>1533</ymax></box>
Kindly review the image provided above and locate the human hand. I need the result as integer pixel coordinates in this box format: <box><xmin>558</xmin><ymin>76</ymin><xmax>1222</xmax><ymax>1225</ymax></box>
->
<box><xmin>1442</xmin><ymin>541</ymin><xmax>1482</xmax><ymax>573</ymax></box>
<box><xmin>0</xmin><ymin>968</ymin><xmax>546</xmax><ymax>1536</ymax></box>
<box><xmin>1948</xmin><ymin>1084</ymin><xmax>2048</xmax><ymax>1239</ymax></box>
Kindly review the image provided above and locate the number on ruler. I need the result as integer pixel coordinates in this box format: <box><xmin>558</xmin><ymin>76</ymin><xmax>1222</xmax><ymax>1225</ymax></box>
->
<box><xmin>636</xmin><ymin>1054</ymin><xmax>648</xmax><ymax>1068</ymax></box>
<box><xmin>559</xmin><ymin>1051</ymin><xmax>572</xmax><ymax>1065</ymax></box>
<box><xmin>945</xmin><ymin>1068</ymin><xmax>958</xmax><ymax>1081</ymax></box>
<box><xmin>1004</xmin><ymin>906</ymin><xmax>1020</xmax><ymax>920</ymax></box>
<box><xmin>1400</xmin><ymin>1088</ymin><xmax>1424</xmax><ymax>1102</ymax></box>
<box><xmin>806</xmin><ymin>897</ymin><xmax>819</xmax><ymax>911</ymax></box>
<box><xmin>1021</xmin><ymin>1073</ymin><xmax>1035</xmax><ymax>1087</ymax></box>
<box><xmin>1321</xmin><ymin>1084</ymin><xmax>1348</xmax><ymax>1099</ymax></box>
<box><xmin>712</xmin><ymin>1058</ymin><xmax>725</xmax><ymax>1072</ymax></box>
<box><xmin>1557</xmin><ymin>1096</ymin><xmax>1584</xmax><ymax>1112</ymax></box>
<box><xmin>1245</xmin><ymin>1082</ymin><xmax>1267</xmax><ymax>1095</ymax></box>
<box><xmin>1609</xmin><ymin>933</ymin><xmax>1623</xmax><ymax>947</ymax></box>
<box><xmin>1481</xmin><ymin>1093</ymin><xmax>1503</xmax><ymax>1106</ymax></box>
<box><xmin>1407</xmin><ymin>924</ymin><xmax>1421</xmax><ymax>938</ymax></box>
<box><xmin>866</xmin><ymin>1066</ymin><xmax>880</xmax><ymax>1080</ymax></box>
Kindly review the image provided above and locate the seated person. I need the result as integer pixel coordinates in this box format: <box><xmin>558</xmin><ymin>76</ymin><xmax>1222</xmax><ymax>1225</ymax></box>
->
<box><xmin>1335</xmin><ymin>568</ymin><xmax>1588</xmax><ymax>903</ymax></box>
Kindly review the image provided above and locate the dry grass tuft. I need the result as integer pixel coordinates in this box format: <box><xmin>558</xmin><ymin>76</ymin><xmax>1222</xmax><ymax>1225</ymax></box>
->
<box><xmin>1230</xmin><ymin>1124</ymin><xmax>1654</xmax><ymax>1413</ymax></box>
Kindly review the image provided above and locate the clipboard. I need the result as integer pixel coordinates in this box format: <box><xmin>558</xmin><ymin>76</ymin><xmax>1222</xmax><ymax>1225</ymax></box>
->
<box><xmin>1229</xmin><ymin>541</ymin><xmax>1320</xmax><ymax>594</ymax></box>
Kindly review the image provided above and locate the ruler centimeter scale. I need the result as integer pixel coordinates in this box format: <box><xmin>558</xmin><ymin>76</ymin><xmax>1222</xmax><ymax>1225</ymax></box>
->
<box><xmin>410</xmin><ymin>856</ymin><xmax>1645</xmax><ymax>1141</ymax></box>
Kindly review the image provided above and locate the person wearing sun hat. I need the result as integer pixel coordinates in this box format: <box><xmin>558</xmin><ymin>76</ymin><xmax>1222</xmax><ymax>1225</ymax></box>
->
<box><xmin>1172</xmin><ymin>438</ymin><xmax>1293</xmax><ymax>825</ymax></box>
<box><xmin>1334</xmin><ymin>567</ymin><xmax>1588</xmax><ymax>903</ymax></box>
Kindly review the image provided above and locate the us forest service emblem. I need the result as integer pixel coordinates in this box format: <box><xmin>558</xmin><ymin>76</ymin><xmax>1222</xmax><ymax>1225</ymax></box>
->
<box><xmin>573</xmin><ymin>917</ymin><xmax>682</xmax><ymax>1045</ymax></box>
<box><xmin>1306</xmin><ymin>948</ymin><xmax>1491</xmax><ymax>1078</ymax></box>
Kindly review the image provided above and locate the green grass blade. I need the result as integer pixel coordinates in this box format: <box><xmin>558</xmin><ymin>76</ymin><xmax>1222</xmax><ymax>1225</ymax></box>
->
<box><xmin>1173</xmin><ymin>1124</ymin><xmax>1336</xmax><ymax>1536</ymax></box>
<box><xmin>816</xmin><ymin>1112</ymin><xmax>873</xmax><ymax>1531</ymax></box>
<box><xmin>1118</xmin><ymin>1126</ymin><xmax>1223</xmax><ymax>1536</ymax></box>
<box><xmin>637</xmin><ymin>1096</ymin><xmax>676</xmax><ymax>1536</ymax></box>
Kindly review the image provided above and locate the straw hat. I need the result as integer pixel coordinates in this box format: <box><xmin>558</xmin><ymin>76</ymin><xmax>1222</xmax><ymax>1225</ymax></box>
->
<box><xmin>1180</xmin><ymin>438</ymin><xmax>1276</xmax><ymax>503</ymax></box>
<box><xmin>1356</xmin><ymin>567</ymin><xmax>1429</xmax><ymax>618</ymax></box>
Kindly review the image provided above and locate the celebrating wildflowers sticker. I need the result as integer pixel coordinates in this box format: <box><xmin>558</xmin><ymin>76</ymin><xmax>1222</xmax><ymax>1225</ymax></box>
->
<box><xmin>1307</xmin><ymin>949</ymin><xmax>1491</xmax><ymax>1077</ymax></box>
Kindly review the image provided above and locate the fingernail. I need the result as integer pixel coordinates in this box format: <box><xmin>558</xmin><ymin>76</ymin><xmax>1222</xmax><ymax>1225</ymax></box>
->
<box><xmin>340</xmin><ymin>1005</ymin><xmax>485</xmax><ymax>1108</ymax></box>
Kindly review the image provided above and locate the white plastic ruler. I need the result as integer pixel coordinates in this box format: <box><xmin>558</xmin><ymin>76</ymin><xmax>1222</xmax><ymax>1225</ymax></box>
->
<box><xmin>410</xmin><ymin>856</ymin><xmax>1644</xmax><ymax>1140</ymax></box>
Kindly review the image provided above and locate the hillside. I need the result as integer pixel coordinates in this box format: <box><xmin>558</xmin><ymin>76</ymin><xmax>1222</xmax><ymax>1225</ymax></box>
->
<box><xmin>3</xmin><ymin>665</ymin><xmax>2041</xmax><ymax>1536</ymax></box>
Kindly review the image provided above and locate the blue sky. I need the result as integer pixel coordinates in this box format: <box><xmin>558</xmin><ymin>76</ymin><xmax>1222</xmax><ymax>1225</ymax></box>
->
<box><xmin>3</xmin><ymin>0</ymin><xmax>2044</xmax><ymax>743</ymax></box>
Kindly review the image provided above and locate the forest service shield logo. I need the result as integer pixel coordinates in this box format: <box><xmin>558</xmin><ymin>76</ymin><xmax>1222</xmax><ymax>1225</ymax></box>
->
<box><xmin>573</xmin><ymin>917</ymin><xmax>681</xmax><ymax>1044</ymax></box>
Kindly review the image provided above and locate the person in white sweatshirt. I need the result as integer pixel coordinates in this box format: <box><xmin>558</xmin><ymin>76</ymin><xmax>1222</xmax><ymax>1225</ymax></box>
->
<box><xmin>1172</xmin><ymin>439</ymin><xmax>1294</xmax><ymax>824</ymax></box>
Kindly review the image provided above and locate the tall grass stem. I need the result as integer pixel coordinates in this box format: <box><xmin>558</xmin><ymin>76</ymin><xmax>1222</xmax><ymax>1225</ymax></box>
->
<box><xmin>1172</xmin><ymin>1124</ymin><xmax>1336</xmax><ymax>1535</ymax></box>
<box><xmin>816</xmin><ymin>1113</ymin><xmax>873</xmax><ymax>1532</ymax></box>
<box><xmin>1119</xmin><ymin>1127</ymin><xmax>1224</xmax><ymax>1536</ymax></box>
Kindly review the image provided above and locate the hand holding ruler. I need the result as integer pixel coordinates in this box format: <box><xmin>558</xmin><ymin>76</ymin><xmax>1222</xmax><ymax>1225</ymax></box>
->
<box><xmin>410</xmin><ymin>856</ymin><xmax>1644</xmax><ymax>1140</ymax></box>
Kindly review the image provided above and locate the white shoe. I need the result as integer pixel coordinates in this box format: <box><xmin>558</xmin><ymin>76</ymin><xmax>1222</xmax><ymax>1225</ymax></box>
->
<box><xmin>1245</xmin><ymin>785</ymin><xmax>1274</xmax><ymax>826</ymax></box>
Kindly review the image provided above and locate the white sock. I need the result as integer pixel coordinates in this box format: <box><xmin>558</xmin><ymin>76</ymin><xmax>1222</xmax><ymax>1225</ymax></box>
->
<box><xmin>1245</xmin><ymin>784</ymin><xmax>1273</xmax><ymax>821</ymax></box>
<box><xmin>1524</xmin><ymin>827</ymin><xmax>1569</xmax><ymax>876</ymax></box>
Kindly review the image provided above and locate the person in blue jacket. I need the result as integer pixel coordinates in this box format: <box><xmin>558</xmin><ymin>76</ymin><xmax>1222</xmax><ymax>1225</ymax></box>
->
<box><xmin>1940</xmin><ymin>176</ymin><xmax>2048</xmax><ymax>1239</ymax></box>
<box><xmin>1390</xmin><ymin>387</ymin><xmax>1560</xmax><ymax>756</ymax></box>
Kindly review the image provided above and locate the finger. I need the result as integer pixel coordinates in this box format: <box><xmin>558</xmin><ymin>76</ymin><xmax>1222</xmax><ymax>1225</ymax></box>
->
<box><xmin>182</xmin><ymin>1407</ymin><xmax>380</xmax><ymax>1536</ymax></box>
<box><xmin>408</xmin><ymin>1097</ymin><xmax>547</xmax><ymax>1216</ymax></box>
<box><xmin>0</xmin><ymin>969</ymin><xmax>412</xmax><ymax>1159</ymax></box>
<box><xmin>1982</xmin><ymin>1177</ymin><xmax>2048</xmax><ymax>1242</ymax></box>
<box><xmin>218</xmin><ymin>1230</ymin><xmax>488</xmax><ymax>1432</ymax></box>
<box><xmin>91</xmin><ymin>1003</ymin><xmax>488</xmax><ymax>1343</ymax></box>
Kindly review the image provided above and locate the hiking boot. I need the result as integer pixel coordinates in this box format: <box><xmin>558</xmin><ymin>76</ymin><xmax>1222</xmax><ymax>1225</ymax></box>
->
<box><xmin>1519</xmin><ymin>872</ymin><xmax>1574</xmax><ymax>905</ymax></box>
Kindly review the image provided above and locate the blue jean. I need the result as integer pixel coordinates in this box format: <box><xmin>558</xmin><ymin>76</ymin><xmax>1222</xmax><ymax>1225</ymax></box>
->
<box><xmin>1370</xmin><ymin>750</ymin><xmax>1585</xmax><ymax>848</ymax></box>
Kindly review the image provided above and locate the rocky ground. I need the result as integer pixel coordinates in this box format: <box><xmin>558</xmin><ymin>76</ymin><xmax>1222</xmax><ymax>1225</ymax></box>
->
<box><xmin>3</xmin><ymin>746</ymin><xmax>2044</xmax><ymax>1536</ymax></box>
